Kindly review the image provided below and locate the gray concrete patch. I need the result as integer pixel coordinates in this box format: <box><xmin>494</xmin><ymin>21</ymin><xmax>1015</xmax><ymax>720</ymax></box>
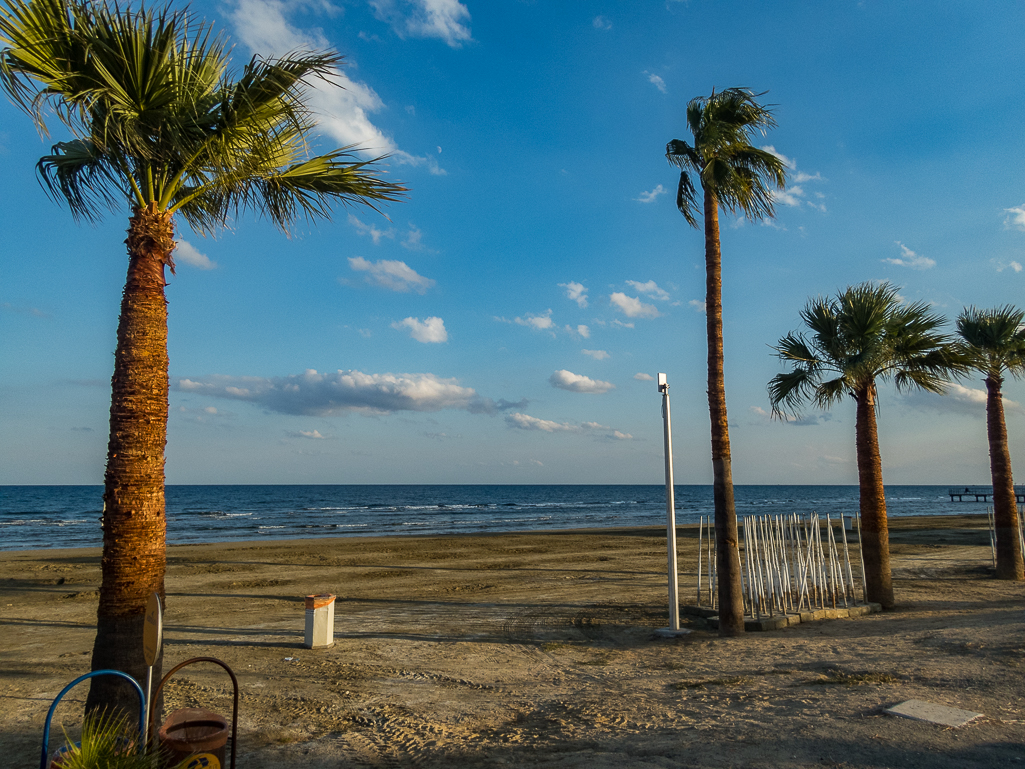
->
<box><xmin>885</xmin><ymin>699</ymin><xmax>983</xmax><ymax>728</ymax></box>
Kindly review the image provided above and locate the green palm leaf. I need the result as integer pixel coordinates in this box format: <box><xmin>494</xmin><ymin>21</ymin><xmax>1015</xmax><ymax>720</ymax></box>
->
<box><xmin>768</xmin><ymin>281</ymin><xmax>961</xmax><ymax>415</ymax></box>
<box><xmin>665</xmin><ymin>87</ymin><xmax>787</xmax><ymax>228</ymax></box>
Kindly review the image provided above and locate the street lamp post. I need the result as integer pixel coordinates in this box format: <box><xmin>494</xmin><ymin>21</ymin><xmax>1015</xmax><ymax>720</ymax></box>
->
<box><xmin>657</xmin><ymin>373</ymin><xmax>685</xmax><ymax>635</ymax></box>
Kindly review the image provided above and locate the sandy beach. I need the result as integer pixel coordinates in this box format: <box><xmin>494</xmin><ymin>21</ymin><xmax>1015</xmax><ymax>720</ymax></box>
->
<box><xmin>2</xmin><ymin>514</ymin><xmax>1024</xmax><ymax>768</ymax></box>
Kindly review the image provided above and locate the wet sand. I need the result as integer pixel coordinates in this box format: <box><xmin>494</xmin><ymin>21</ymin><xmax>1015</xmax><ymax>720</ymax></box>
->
<box><xmin>2</xmin><ymin>514</ymin><xmax>1024</xmax><ymax>768</ymax></box>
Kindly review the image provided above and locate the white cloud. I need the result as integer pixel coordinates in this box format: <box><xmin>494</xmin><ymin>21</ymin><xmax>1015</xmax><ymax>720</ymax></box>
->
<box><xmin>576</xmin><ymin>324</ymin><xmax>590</xmax><ymax>338</ymax></box>
<box><xmin>392</xmin><ymin>316</ymin><xmax>448</xmax><ymax>343</ymax></box>
<box><xmin>176</xmin><ymin>404</ymin><xmax>228</xmax><ymax>423</ymax></box>
<box><xmin>760</xmin><ymin>146</ymin><xmax>826</xmax><ymax>212</ymax></box>
<box><xmin>514</xmin><ymin>309</ymin><xmax>555</xmax><ymax>332</ymax></box>
<box><xmin>883</xmin><ymin>242</ymin><xmax>936</xmax><ymax>270</ymax></box>
<box><xmin>611</xmin><ymin>319</ymin><xmax>635</xmax><ymax>329</ymax></box>
<box><xmin>688</xmin><ymin>299</ymin><xmax>706</xmax><ymax>313</ymax></box>
<box><xmin>787</xmin><ymin>413</ymin><xmax>833</xmax><ymax>427</ymax></box>
<box><xmin>177</xmin><ymin>369</ymin><xmax>486</xmax><ymax>415</ymax></box>
<box><xmin>761</xmin><ymin>145</ymin><xmax>795</xmax><ymax>169</ymax></box>
<box><xmin>1004</xmin><ymin>205</ymin><xmax>1025</xmax><ymax>231</ymax></box>
<box><xmin>348</xmin><ymin>256</ymin><xmax>435</xmax><ymax>293</ymax></box>
<box><xmin>549</xmin><ymin>369</ymin><xmax>615</xmax><ymax>394</ymax></box>
<box><xmin>634</xmin><ymin>184</ymin><xmax>667</xmax><ymax>204</ymax></box>
<box><xmin>401</xmin><ymin>225</ymin><xmax>428</xmax><ymax>251</ymax></box>
<box><xmin>773</xmin><ymin>185</ymin><xmax>805</xmax><ymax>207</ymax></box>
<box><xmin>0</xmin><ymin>302</ymin><xmax>50</xmax><ymax>318</ymax></box>
<box><xmin>227</xmin><ymin>0</ymin><xmax>445</xmax><ymax>173</ymax></box>
<box><xmin>348</xmin><ymin>213</ymin><xmax>395</xmax><ymax>244</ymax></box>
<box><xmin>582</xmin><ymin>349</ymin><xmax>609</xmax><ymax>360</ymax></box>
<box><xmin>175</xmin><ymin>240</ymin><xmax>217</xmax><ymax>270</ymax></box>
<box><xmin>505</xmin><ymin>412</ymin><xmax>579</xmax><ymax>433</ymax></box>
<box><xmin>560</xmin><ymin>281</ymin><xmax>588</xmax><ymax>308</ymax></box>
<box><xmin>290</xmin><ymin>429</ymin><xmax>327</xmax><ymax>439</ymax></box>
<box><xmin>504</xmin><ymin>412</ymin><xmax>631</xmax><ymax>441</ymax></box>
<box><xmin>592</xmin><ymin>15</ymin><xmax>612</xmax><ymax>30</ymax></box>
<box><xmin>644</xmin><ymin>71</ymin><xmax>667</xmax><ymax>94</ymax></box>
<box><xmin>905</xmin><ymin>382</ymin><xmax>1023</xmax><ymax>416</ymax></box>
<box><xmin>634</xmin><ymin>373</ymin><xmax>654</xmax><ymax>381</ymax></box>
<box><xmin>369</xmin><ymin>0</ymin><xmax>472</xmax><ymax>47</ymax></box>
<box><xmin>992</xmin><ymin>259</ymin><xmax>1023</xmax><ymax>273</ymax></box>
<box><xmin>610</xmin><ymin>292</ymin><xmax>659</xmax><ymax>319</ymax></box>
<box><xmin>945</xmin><ymin>382</ymin><xmax>988</xmax><ymax>408</ymax></box>
<box><xmin>626</xmin><ymin>279</ymin><xmax>670</xmax><ymax>301</ymax></box>
<box><xmin>750</xmin><ymin>406</ymin><xmax>770</xmax><ymax>417</ymax></box>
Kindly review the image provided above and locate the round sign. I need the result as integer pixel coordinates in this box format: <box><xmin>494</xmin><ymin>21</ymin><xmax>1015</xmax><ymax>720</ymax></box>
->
<box><xmin>184</xmin><ymin>754</ymin><xmax>220</xmax><ymax>769</ymax></box>
<box><xmin>143</xmin><ymin>592</ymin><xmax>163</xmax><ymax>666</ymax></box>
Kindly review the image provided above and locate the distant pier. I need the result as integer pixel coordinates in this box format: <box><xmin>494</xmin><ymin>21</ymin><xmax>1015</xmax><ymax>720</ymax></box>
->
<box><xmin>948</xmin><ymin>486</ymin><xmax>1025</xmax><ymax>502</ymax></box>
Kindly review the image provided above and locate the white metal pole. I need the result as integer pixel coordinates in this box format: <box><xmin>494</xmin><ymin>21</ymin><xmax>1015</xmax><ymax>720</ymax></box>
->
<box><xmin>696</xmin><ymin>516</ymin><xmax>703</xmax><ymax>606</ymax></box>
<box><xmin>658</xmin><ymin>374</ymin><xmax>680</xmax><ymax>631</ymax></box>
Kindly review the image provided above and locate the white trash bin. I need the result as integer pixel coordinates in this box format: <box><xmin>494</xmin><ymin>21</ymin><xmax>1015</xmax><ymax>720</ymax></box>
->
<box><xmin>304</xmin><ymin>594</ymin><xmax>336</xmax><ymax>649</ymax></box>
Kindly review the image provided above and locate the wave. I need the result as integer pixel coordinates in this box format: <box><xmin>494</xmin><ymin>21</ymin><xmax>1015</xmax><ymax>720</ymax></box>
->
<box><xmin>0</xmin><ymin>518</ymin><xmax>89</xmax><ymax>526</ymax></box>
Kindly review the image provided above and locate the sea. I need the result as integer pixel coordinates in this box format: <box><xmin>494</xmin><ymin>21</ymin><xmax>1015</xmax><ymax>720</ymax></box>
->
<box><xmin>0</xmin><ymin>484</ymin><xmax>981</xmax><ymax>552</ymax></box>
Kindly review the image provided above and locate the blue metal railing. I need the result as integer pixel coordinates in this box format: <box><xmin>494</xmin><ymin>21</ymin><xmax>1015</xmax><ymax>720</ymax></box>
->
<box><xmin>39</xmin><ymin>670</ymin><xmax>146</xmax><ymax>769</ymax></box>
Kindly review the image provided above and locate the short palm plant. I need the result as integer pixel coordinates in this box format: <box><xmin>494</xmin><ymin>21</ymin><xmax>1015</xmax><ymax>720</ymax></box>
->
<box><xmin>50</xmin><ymin>711</ymin><xmax>160</xmax><ymax>769</ymax></box>
<box><xmin>768</xmin><ymin>283</ymin><xmax>965</xmax><ymax>608</ymax></box>
<box><xmin>0</xmin><ymin>0</ymin><xmax>405</xmax><ymax>715</ymax></box>
<box><xmin>956</xmin><ymin>306</ymin><xmax>1025</xmax><ymax>580</ymax></box>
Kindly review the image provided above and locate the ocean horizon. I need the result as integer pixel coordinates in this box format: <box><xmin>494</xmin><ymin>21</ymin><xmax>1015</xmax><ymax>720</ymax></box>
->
<box><xmin>0</xmin><ymin>484</ymin><xmax>989</xmax><ymax>552</ymax></box>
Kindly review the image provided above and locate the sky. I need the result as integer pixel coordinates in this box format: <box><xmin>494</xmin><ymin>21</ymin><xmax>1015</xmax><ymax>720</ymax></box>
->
<box><xmin>3</xmin><ymin>0</ymin><xmax>1025</xmax><ymax>486</ymax></box>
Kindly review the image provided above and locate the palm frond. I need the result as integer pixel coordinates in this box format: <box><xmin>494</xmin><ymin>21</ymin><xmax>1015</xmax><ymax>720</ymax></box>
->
<box><xmin>814</xmin><ymin>376</ymin><xmax>850</xmax><ymax>409</ymax></box>
<box><xmin>257</xmin><ymin>149</ymin><xmax>407</xmax><ymax>231</ymax></box>
<box><xmin>669</xmin><ymin>86</ymin><xmax>787</xmax><ymax>224</ymax></box>
<box><xmin>176</xmin><ymin>146</ymin><xmax>406</xmax><ymax>234</ymax></box>
<box><xmin>0</xmin><ymin>0</ymin><xmax>88</xmax><ymax>132</ymax></box>
<box><xmin>674</xmin><ymin>172</ymin><xmax>698</xmax><ymax>227</ymax></box>
<box><xmin>3</xmin><ymin>0</ymin><xmax>405</xmax><ymax>230</ymax></box>
<box><xmin>773</xmin><ymin>332</ymin><xmax>820</xmax><ymax>365</ymax></box>
<box><xmin>665</xmin><ymin>139</ymin><xmax>700</xmax><ymax>226</ymax></box>
<box><xmin>956</xmin><ymin>305</ymin><xmax>1025</xmax><ymax>380</ymax></box>
<box><xmin>768</xmin><ymin>367</ymin><xmax>818</xmax><ymax>419</ymax></box>
<box><xmin>37</xmin><ymin>138</ymin><xmax>126</xmax><ymax>220</ymax></box>
<box><xmin>769</xmin><ymin>281</ymin><xmax>964</xmax><ymax>423</ymax></box>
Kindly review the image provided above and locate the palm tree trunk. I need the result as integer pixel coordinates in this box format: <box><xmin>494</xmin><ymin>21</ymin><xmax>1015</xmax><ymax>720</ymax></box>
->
<box><xmin>87</xmin><ymin>203</ymin><xmax>173</xmax><ymax>718</ymax></box>
<box><xmin>986</xmin><ymin>374</ymin><xmax>1024</xmax><ymax>580</ymax></box>
<box><xmin>854</xmin><ymin>382</ymin><xmax>894</xmax><ymax>608</ymax></box>
<box><xmin>703</xmin><ymin>186</ymin><xmax>745</xmax><ymax>635</ymax></box>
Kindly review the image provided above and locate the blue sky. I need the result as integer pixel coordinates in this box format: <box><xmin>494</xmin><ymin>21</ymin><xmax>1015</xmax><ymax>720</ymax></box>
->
<box><xmin>3</xmin><ymin>0</ymin><xmax>1025</xmax><ymax>485</ymax></box>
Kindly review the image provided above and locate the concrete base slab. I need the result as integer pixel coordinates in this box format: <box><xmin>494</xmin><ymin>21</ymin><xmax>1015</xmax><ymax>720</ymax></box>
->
<box><xmin>885</xmin><ymin>699</ymin><xmax>983</xmax><ymax>728</ymax></box>
<box><xmin>696</xmin><ymin>602</ymin><xmax>882</xmax><ymax>632</ymax></box>
<box><xmin>654</xmin><ymin>627</ymin><xmax>692</xmax><ymax>637</ymax></box>
<box><xmin>680</xmin><ymin>605</ymin><xmax>718</xmax><ymax>618</ymax></box>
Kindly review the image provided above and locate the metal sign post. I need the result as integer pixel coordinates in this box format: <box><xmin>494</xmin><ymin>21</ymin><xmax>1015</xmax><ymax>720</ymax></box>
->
<box><xmin>656</xmin><ymin>373</ymin><xmax>688</xmax><ymax>636</ymax></box>
<box><xmin>142</xmin><ymin>592</ymin><xmax>163</xmax><ymax>748</ymax></box>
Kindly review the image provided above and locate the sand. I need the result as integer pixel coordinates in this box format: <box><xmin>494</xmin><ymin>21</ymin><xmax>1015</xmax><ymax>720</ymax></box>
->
<box><xmin>2</xmin><ymin>514</ymin><xmax>1024</xmax><ymax>768</ymax></box>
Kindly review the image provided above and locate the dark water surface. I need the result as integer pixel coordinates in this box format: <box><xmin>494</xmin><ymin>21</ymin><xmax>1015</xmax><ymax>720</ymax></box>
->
<box><xmin>0</xmin><ymin>484</ymin><xmax>974</xmax><ymax>551</ymax></box>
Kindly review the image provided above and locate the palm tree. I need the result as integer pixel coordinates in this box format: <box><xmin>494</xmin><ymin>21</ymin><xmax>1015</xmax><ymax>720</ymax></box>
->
<box><xmin>956</xmin><ymin>306</ymin><xmax>1025</xmax><ymax>580</ymax></box>
<box><xmin>768</xmin><ymin>283</ymin><xmax>965</xmax><ymax>608</ymax></box>
<box><xmin>0</xmin><ymin>0</ymin><xmax>405</xmax><ymax>715</ymax></box>
<box><xmin>666</xmin><ymin>88</ymin><xmax>787</xmax><ymax>635</ymax></box>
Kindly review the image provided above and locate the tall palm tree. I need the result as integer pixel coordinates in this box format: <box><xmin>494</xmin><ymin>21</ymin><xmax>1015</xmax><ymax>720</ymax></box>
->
<box><xmin>666</xmin><ymin>88</ymin><xmax>787</xmax><ymax>635</ymax></box>
<box><xmin>0</xmin><ymin>0</ymin><xmax>405</xmax><ymax>715</ymax></box>
<box><xmin>956</xmin><ymin>306</ymin><xmax>1025</xmax><ymax>580</ymax></box>
<box><xmin>768</xmin><ymin>283</ymin><xmax>965</xmax><ymax>608</ymax></box>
